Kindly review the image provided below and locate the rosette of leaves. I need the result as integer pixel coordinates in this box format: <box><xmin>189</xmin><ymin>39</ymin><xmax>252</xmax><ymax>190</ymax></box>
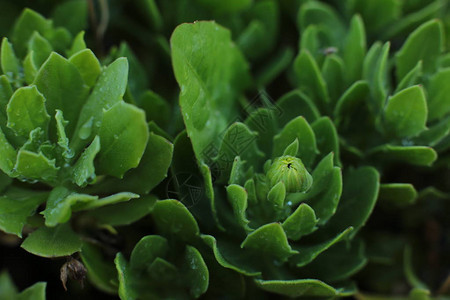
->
<box><xmin>294</xmin><ymin>3</ymin><xmax>450</xmax><ymax>296</ymax></box>
<box><xmin>0</xmin><ymin>9</ymin><xmax>173</xmax><ymax>264</ymax></box>
<box><xmin>170</xmin><ymin>21</ymin><xmax>380</xmax><ymax>297</ymax></box>
<box><xmin>113</xmin><ymin>199</ymin><xmax>209</xmax><ymax>299</ymax></box>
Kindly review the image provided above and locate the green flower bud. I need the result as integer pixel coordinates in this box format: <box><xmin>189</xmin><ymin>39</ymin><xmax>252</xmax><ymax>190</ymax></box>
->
<box><xmin>266</xmin><ymin>156</ymin><xmax>313</xmax><ymax>193</ymax></box>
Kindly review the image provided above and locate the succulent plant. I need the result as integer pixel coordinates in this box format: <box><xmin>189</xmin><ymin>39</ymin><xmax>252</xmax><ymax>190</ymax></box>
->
<box><xmin>0</xmin><ymin>7</ymin><xmax>172</xmax><ymax>280</ymax></box>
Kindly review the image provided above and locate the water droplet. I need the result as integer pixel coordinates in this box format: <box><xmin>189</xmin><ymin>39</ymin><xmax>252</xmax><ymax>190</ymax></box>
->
<box><xmin>78</xmin><ymin>117</ymin><xmax>94</xmax><ymax>140</ymax></box>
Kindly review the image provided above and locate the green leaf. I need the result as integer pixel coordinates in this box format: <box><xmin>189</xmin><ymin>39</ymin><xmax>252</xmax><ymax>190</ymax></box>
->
<box><xmin>21</xmin><ymin>223</ymin><xmax>82</xmax><ymax>257</ymax></box>
<box><xmin>427</xmin><ymin>68</ymin><xmax>450</xmax><ymax>121</ymax></box>
<box><xmin>302</xmin><ymin>239</ymin><xmax>367</xmax><ymax>283</ymax></box>
<box><xmin>0</xmin><ymin>271</ymin><xmax>18</xmax><ymax>299</ymax></box>
<box><xmin>12</xmin><ymin>9</ymin><xmax>51</xmax><ymax>57</ymax></box>
<box><xmin>67</xmin><ymin>31</ymin><xmax>87</xmax><ymax>57</ymax></box>
<box><xmin>396</xmin><ymin>20</ymin><xmax>444</xmax><ymax>80</ymax></box>
<box><xmin>298</xmin><ymin>1</ymin><xmax>345</xmax><ymax>46</ymax></box>
<box><xmin>17</xmin><ymin>282</ymin><xmax>46</xmax><ymax>300</ymax></box>
<box><xmin>14</xmin><ymin>150</ymin><xmax>59</xmax><ymax>183</ymax></box>
<box><xmin>293</xmin><ymin>50</ymin><xmax>329</xmax><ymax>112</ymax></box>
<box><xmin>369</xmin><ymin>145</ymin><xmax>437</xmax><ymax>166</ymax></box>
<box><xmin>226</xmin><ymin>184</ymin><xmax>250</xmax><ymax>231</ymax></box>
<box><xmin>276</xmin><ymin>90</ymin><xmax>320</xmax><ymax>126</ymax></box>
<box><xmin>395</xmin><ymin>61</ymin><xmax>422</xmax><ymax>93</ymax></box>
<box><xmin>288</xmin><ymin>153</ymin><xmax>342</xmax><ymax>225</ymax></box>
<box><xmin>291</xmin><ymin>227</ymin><xmax>353</xmax><ymax>267</ymax></box>
<box><xmin>96</xmin><ymin>101</ymin><xmax>148</xmax><ymax>178</ymax></box>
<box><xmin>282</xmin><ymin>203</ymin><xmax>318</xmax><ymax>240</ymax></box>
<box><xmin>115</xmin><ymin>253</ymin><xmax>135</xmax><ymax>300</ymax></box>
<box><xmin>87</xmin><ymin>195</ymin><xmax>156</xmax><ymax>226</ymax></box>
<box><xmin>171</xmin><ymin>21</ymin><xmax>250</xmax><ymax>163</ymax></box>
<box><xmin>71</xmin><ymin>57</ymin><xmax>129</xmax><ymax>153</ymax></box>
<box><xmin>334</xmin><ymin>81</ymin><xmax>370</xmax><ymax>127</ymax></box>
<box><xmin>1</xmin><ymin>38</ymin><xmax>20</xmax><ymax>79</ymax></box>
<box><xmin>28</xmin><ymin>32</ymin><xmax>52</xmax><ymax>67</ymax></box>
<box><xmin>283</xmin><ymin>139</ymin><xmax>299</xmax><ymax>157</ymax></box>
<box><xmin>255</xmin><ymin>278</ymin><xmax>355</xmax><ymax>297</ymax></box>
<box><xmin>68</xmin><ymin>49</ymin><xmax>101</xmax><ymax>88</ymax></box>
<box><xmin>202</xmin><ymin>234</ymin><xmax>261</xmax><ymax>276</ymax></box>
<box><xmin>216</xmin><ymin>122</ymin><xmax>263</xmax><ymax>180</ymax></box>
<box><xmin>55</xmin><ymin>110</ymin><xmax>73</xmax><ymax>160</ymax></box>
<box><xmin>34</xmin><ymin>52</ymin><xmax>89</xmax><ymax>138</ymax></box>
<box><xmin>273</xmin><ymin>116</ymin><xmax>318</xmax><ymax>168</ymax></box>
<box><xmin>23</xmin><ymin>52</ymin><xmax>38</xmax><ymax>84</ymax></box>
<box><xmin>267</xmin><ymin>182</ymin><xmax>286</xmax><ymax>217</ymax></box>
<box><xmin>80</xmin><ymin>243</ymin><xmax>117</xmax><ymax>294</ymax></box>
<box><xmin>368</xmin><ymin>42</ymin><xmax>390</xmax><ymax>113</ymax></box>
<box><xmin>0</xmin><ymin>191</ymin><xmax>47</xmax><ymax>237</ymax></box>
<box><xmin>379</xmin><ymin>183</ymin><xmax>417</xmax><ymax>208</ymax></box>
<box><xmin>138</xmin><ymin>91</ymin><xmax>171</xmax><ymax>128</ymax></box>
<box><xmin>413</xmin><ymin>116</ymin><xmax>450</xmax><ymax>147</ymax></box>
<box><xmin>312</xmin><ymin>117</ymin><xmax>340</xmax><ymax>165</ymax></box>
<box><xmin>241</xmin><ymin>223</ymin><xmax>297</xmax><ymax>262</ymax></box>
<box><xmin>183</xmin><ymin>246</ymin><xmax>209</xmax><ymax>298</ymax></box>
<box><xmin>384</xmin><ymin>85</ymin><xmax>427</xmax><ymax>138</ymax></box>
<box><xmin>321</xmin><ymin>54</ymin><xmax>344</xmax><ymax>103</ymax></box>
<box><xmin>152</xmin><ymin>199</ymin><xmax>200</xmax><ymax>242</ymax></box>
<box><xmin>0</xmin><ymin>127</ymin><xmax>17</xmax><ymax>175</ymax></box>
<box><xmin>6</xmin><ymin>86</ymin><xmax>50</xmax><ymax>138</ymax></box>
<box><xmin>349</xmin><ymin>0</ymin><xmax>400</xmax><ymax>34</ymax></box>
<box><xmin>71</xmin><ymin>135</ymin><xmax>100</xmax><ymax>186</ymax></box>
<box><xmin>92</xmin><ymin>132</ymin><xmax>173</xmax><ymax>194</ymax></box>
<box><xmin>324</xmin><ymin>167</ymin><xmax>380</xmax><ymax>237</ymax></box>
<box><xmin>129</xmin><ymin>235</ymin><xmax>169</xmax><ymax>272</ymax></box>
<box><xmin>74</xmin><ymin>192</ymin><xmax>138</xmax><ymax>211</ymax></box>
<box><xmin>343</xmin><ymin>15</ymin><xmax>366</xmax><ymax>84</ymax></box>
<box><xmin>43</xmin><ymin>186</ymin><xmax>96</xmax><ymax>227</ymax></box>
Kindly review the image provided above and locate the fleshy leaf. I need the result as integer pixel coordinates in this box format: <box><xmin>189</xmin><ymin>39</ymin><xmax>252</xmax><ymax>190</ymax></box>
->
<box><xmin>6</xmin><ymin>86</ymin><xmax>50</xmax><ymax>138</ymax></box>
<box><xmin>379</xmin><ymin>183</ymin><xmax>417</xmax><ymax>207</ymax></box>
<box><xmin>0</xmin><ymin>190</ymin><xmax>47</xmax><ymax>237</ymax></box>
<box><xmin>226</xmin><ymin>184</ymin><xmax>250</xmax><ymax>231</ymax></box>
<box><xmin>183</xmin><ymin>245</ymin><xmax>209</xmax><ymax>298</ymax></box>
<box><xmin>68</xmin><ymin>49</ymin><xmax>101</xmax><ymax>88</ymax></box>
<box><xmin>343</xmin><ymin>15</ymin><xmax>366</xmax><ymax>84</ymax></box>
<box><xmin>291</xmin><ymin>227</ymin><xmax>353</xmax><ymax>267</ymax></box>
<box><xmin>17</xmin><ymin>282</ymin><xmax>46</xmax><ymax>300</ymax></box>
<box><xmin>369</xmin><ymin>145</ymin><xmax>437</xmax><ymax>166</ymax></box>
<box><xmin>129</xmin><ymin>235</ymin><xmax>169</xmax><ymax>272</ymax></box>
<box><xmin>293</xmin><ymin>50</ymin><xmax>329</xmax><ymax>112</ymax></box>
<box><xmin>96</xmin><ymin>101</ymin><xmax>149</xmax><ymax>178</ymax></box>
<box><xmin>277</xmin><ymin>90</ymin><xmax>320</xmax><ymax>126</ymax></box>
<box><xmin>55</xmin><ymin>110</ymin><xmax>73</xmax><ymax>160</ymax></box>
<box><xmin>334</xmin><ymin>80</ymin><xmax>369</xmax><ymax>127</ymax></box>
<box><xmin>241</xmin><ymin>223</ymin><xmax>297</xmax><ymax>262</ymax></box>
<box><xmin>282</xmin><ymin>203</ymin><xmax>318</xmax><ymax>240</ymax></box>
<box><xmin>34</xmin><ymin>52</ymin><xmax>89</xmax><ymax>138</ymax></box>
<box><xmin>28</xmin><ymin>32</ymin><xmax>52</xmax><ymax>67</ymax></box>
<box><xmin>87</xmin><ymin>195</ymin><xmax>156</xmax><ymax>226</ymax></box>
<box><xmin>427</xmin><ymin>68</ymin><xmax>450</xmax><ymax>121</ymax></box>
<box><xmin>273</xmin><ymin>116</ymin><xmax>318</xmax><ymax>168</ymax></box>
<box><xmin>396</xmin><ymin>20</ymin><xmax>443</xmax><ymax>80</ymax></box>
<box><xmin>384</xmin><ymin>85</ymin><xmax>427</xmax><ymax>138</ymax></box>
<box><xmin>43</xmin><ymin>186</ymin><xmax>96</xmax><ymax>227</ymax></box>
<box><xmin>171</xmin><ymin>21</ymin><xmax>250</xmax><ymax>163</ymax></box>
<box><xmin>80</xmin><ymin>243</ymin><xmax>117</xmax><ymax>294</ymax></box>
<box><xmin>0</xmin><ymin>127</ymin><xmax>17</xmax><ymax>175</ymax></box>
<box><xmin>255</xmin><ymin>278</ymin><xmax>356</xmax><ymax>297</ymax></box>
<box><xmin>311</xmin><ymin>117</ymin><xmax>340</xmax><ymax>165</ymax></box>
<box><xmin>1</xmin><ymin>38</ymin><xmax>20</xmax><ymax>79</ymax></box>
<box><xmin>21</xmin><ymin>223</ymin><xmax>82</xmax><ymax>257</ymax></box>
<box><xmin>71</xmin><ymin>135</ymin><xmax>100</xmax><ymax>186</ymax></box>
<box><xmin>152</xmin><ymin>199</ymin><xmax>200</xmax><ymax>242</ymax></box>
<box><xmin>71</xmin><ymin>58</ymin><xmax>129</xmax><ymax>153</ymax></box>
<box><xmin>324</xmin><ymin>167</ymin><xmax>380</xmax><ymax>238</ymax></box>
<box><xmin>14</xmin><ymin>150</ymin><xmax>59</xmax><ymax>183</ymax></box>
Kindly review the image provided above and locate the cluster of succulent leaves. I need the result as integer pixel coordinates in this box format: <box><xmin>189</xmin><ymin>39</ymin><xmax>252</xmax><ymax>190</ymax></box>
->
<box><xmin>1</xmin><ymin>0</ymin><xmax>450</xmax><ymax>299</ymax></box>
